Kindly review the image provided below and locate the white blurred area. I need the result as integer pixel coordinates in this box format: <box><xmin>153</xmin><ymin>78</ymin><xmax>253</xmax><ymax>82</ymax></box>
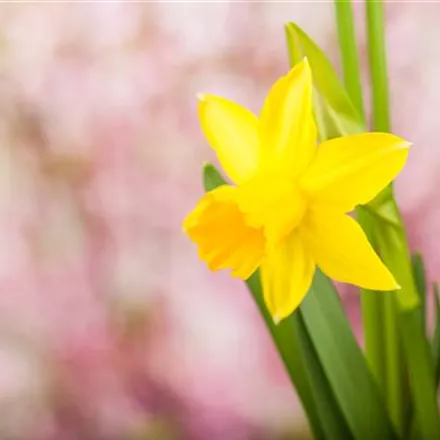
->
<box><xmin>0</xmin><ymin>2</ymin><xmax>439</xmax><ymax>439</ymax></box>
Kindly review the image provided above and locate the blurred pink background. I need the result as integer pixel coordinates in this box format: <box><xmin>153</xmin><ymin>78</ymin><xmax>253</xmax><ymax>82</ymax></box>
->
<box><xmin>0</xmin><ymin>2</ymin><xmax>439</xmax><ymax>440</ymax></box>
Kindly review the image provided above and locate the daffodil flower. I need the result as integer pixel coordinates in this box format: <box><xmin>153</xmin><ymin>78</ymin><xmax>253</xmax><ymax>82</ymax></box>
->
<box><xmin>183</xmin><ymin>59</ymin><xmax>410</xmax><ymax>323</ymax></box>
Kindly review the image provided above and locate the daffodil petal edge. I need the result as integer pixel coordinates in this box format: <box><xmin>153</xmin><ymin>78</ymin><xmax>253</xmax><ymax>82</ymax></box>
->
<box><xmin>198</xmin><ymin>94</ymin><xmax>260</xmax><ymax>184</ymax></box>
<box><xmin>261</xmin><ymin>231</ymin><xmax>315</xmax><ymax>323</ymax></box>
<box><xmin>259</xmin><ymin>59</ymin><xmax>317</xmax><ymax>176</ymax></box>
<box><xmin>300</xmin><ymin>132</ymin><xmax>410</xmax><ymax>212</ymax></box>
<box><xmin>301</xmin><ymin>210</ymin><xmax>399</xmax><ymax>291</ymax></box>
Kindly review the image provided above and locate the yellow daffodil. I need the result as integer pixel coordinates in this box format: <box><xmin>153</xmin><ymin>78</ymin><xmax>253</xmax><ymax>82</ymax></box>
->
<box><xmin>183</xmin><ymin>59</ymin><xmax>410</xmax><ymax>323</ymax></box>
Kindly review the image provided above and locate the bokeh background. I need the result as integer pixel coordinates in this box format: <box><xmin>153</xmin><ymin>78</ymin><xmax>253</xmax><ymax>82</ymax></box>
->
<box><xmin>0</xmin><ymin>2</ymin><xmax>439</xmax><ymax>440</ymax></box>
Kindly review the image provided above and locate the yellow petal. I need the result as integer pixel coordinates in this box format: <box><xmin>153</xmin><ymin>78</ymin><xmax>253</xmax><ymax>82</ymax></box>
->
<box><xmin>183</xmin><ymin>185</ymin><xmax>265</xmax><ymax>279</ymax></box>
<box><xmin>260</xmin><ymin>59</ymin><xmax>317</xmax><ymax>175</ymax></box>
<box><xmin>198</xmin><ymin>94</ymin><xmax>260</xmax><ymax>184</ymax></box>
<box><xmin>301</xmin><ymin>133</ymin><xmax>410</xmax><ymax>212</ymax></box>
<box><xmin>260</xmin><ymin>232</ymin><xmax>315</xmax><ymax>323</ymax></box>
<box><xmin>301</xmin><ymin>210</ymin><xmax>398</xmax><ymax>290</ymax></box>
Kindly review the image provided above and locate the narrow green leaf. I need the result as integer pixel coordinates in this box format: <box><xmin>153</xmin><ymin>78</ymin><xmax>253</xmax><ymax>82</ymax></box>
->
<box><xmin>374</xmin><ymin>218</ymin><xmax>440</xmax><ymax>439</ymax></box>
<box><xmin>202</xmin><ymin>162</ymin><xmax>228</xmax><ymax>189</ymax></box>
<box><xmin>411</xmin><ymin>254</ymin><xmax>426</xmax><ymax>296</ymax></box>
<box><xmin>412</xmin><ymin>253</ymin><xmax>427</xmax><ymax>330</ymax></box>
<box><xmin>248</xmin><ymin>273</ymin><xmax>353</xmax><ymax>440</ymax></box>
<box><xmin>246</xmin><ymin>273</ymin><xmax>326</xmax><ymax>440</ymax></box>
<box><xmin>285</xmin><ymin>22</ymin><xmax>364</xmax><ymax>140</ymax></box>
<box><xmin>383</xmin><ymin>293</ymin><xmax>405</xmax><ymax>436</ymax></box>
<box><xmin>366</xmin><ymin>0</ymin><xmax>390</xmax><ymax>132</ymax></box>
<box><xmin>203</xmin><ymin>163</ymin><xmax>352</xmax><ymax>440</ymax></box>
<box><xmin>358</xmin><ymin>207</ymin><xmax>388</xmax><ymax>396</ymax></box>
<box><xmin>432</xmin><ymin>283</ymin><xmax>440</xmax><ymax>388</ymax></box>
<box><xmin>334</xmin><ymin>0</ymin><xmax>365</xmax><ymax>119</ymax></box>
<box><xmin>410</xmin><ymin>283</ymin><xmax>440</xmax><ymax>439</ymax></box>
<box><xmin>295</xmin><ymin>309</ymin><xmax>355</xmax><ymax>440</ymax></box>
<box><xmin>301</xmin><ymin>271</ymin><xmax>398</xmax><ymax>440</ymax></box>
<box><xmin>369</xmin><ymin>196</ymin><xmax>419</xmax><ymax>310</ymax></box>
<box><xmin>400</xmin><ymin>307</ymin><xmax>440</xmax><ymax>440</ymax></box>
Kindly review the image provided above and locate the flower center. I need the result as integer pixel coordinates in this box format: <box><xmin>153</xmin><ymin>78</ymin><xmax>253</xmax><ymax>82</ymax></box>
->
<box><xmin>237</xmin><ymin>174</ymin><xmax>306</xmax><ymax>248</ymax></box>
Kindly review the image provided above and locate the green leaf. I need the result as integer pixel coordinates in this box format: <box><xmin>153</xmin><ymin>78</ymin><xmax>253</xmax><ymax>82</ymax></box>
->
<box><xmin>400</xmin><ymin>306</ymin><xmax>440</xmax><ymax>440</ymax></box>
<box><xmin>371</xmin><ymin>214</ymin><xmax>440</xmax><ymax>440</ymax></box>
<box><xmin>301</xmin><ymin>271</ymin><xmax>398</xmax><ymax>440</ymax></box>
<box><xmin>202</xmin><ymin>162</ymin><xmax>227</xmax><ymax>190</ymax></box>
<box><xmin>432</xmin><ymin>283</ymin><xmax>440</xmax><ymax>388</ymax></box>
<box><xmin>369</xmin><ymin>196</ymin><xmax>419</xmax><ymax>311</ymax></box>
<box><xmin>201</xmin><ymin>163</ymin><xmax>225</xmax><ymax>193</ymax></box>
<box><xmin>408</xmin><ymin>282</ymin><xmax>440</xmax><ymax>440</ymax></box>
<box><xmin>361</xmin><ymin>7</ymin><xmax>435</xmax><ymax>434</ymax></box>
<box><xmin>203</xmin><ymin>163</ymin><xmax>352</xmax><ymax>440</ymax></box>
<box><xmin>412</xmin><ymin>253</ymin><xmax>427</xmax><ymax>330</ymax></box>
<box><xmin>334</xmin><ymin>0</ymin><xmax>365</xmax><ymax>119</ymax></box>
<box><xmin>365</xmin><ymin>0</ymin><xmax>390</xmax><ymax>132</ymax></box>
<box><xmin>285</xmin><ymin>22</ymin><xmax>364</xmax><ymax>140</ymax></box>
<box><xmin>248</xmin><ymin>274</ymin><xmax>354</xmax><ymax>440</ymax></box>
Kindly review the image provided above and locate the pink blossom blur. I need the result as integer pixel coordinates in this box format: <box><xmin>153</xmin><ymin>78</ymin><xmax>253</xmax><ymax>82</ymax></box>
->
<box><xmin>0</xmin><ymin>3</ymin><xmax>438</xmax><ymax>440</ymax></box>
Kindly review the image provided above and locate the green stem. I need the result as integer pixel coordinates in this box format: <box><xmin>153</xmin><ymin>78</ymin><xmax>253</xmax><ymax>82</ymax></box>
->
<box><xmin>358</xmin><ymin>210</ymin><xmax>387</xmax><ymax>392</ymax></box>
<box><xmin>384</xmin><ymin>294</ymin><xmax>404</xmax><ymax>434</ymax></box>
<box><xmin>365</xmin><ymin>0</ymin><xmax>405</xmax><ymax>434</ymax></box>
<box><xmin>360</xmin><ymin>293</ymin><xmax>387</xmax><ymax>388</ymax></box>
<box><xmin>366</xmin><ymin>0</ymin><xmax>390</xmax><ymax>132</ymax></box>
<box><xmin>334</xmin><ymin>0</ymin><xmax>388</xmax><ymax>396</ymax></box>
<box><xmin>334</xmin><ymin>0</ymin><xmax>365</xmax><ymax>120</ymax></box>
